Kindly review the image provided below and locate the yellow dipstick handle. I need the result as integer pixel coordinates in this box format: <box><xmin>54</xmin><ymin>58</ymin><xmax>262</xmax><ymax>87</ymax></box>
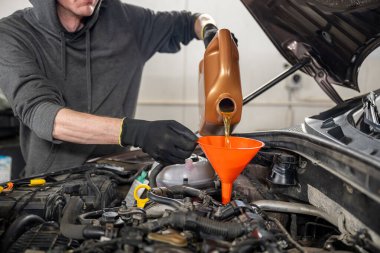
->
<box><xmin>134</xmin><ymin>184</ymin><xmax>151</xmax><ymax>208</ymax></box>
<box><xmin>29</xmin><ymin>178</ymin><xmax>46</xmax><ymax>187</ymax></box>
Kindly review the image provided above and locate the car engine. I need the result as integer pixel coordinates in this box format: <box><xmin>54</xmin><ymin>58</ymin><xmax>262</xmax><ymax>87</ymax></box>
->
<box><xmin>0</xmin><ymin>147</ymin><xmax>378</xmax><ymax>253</ymax></box>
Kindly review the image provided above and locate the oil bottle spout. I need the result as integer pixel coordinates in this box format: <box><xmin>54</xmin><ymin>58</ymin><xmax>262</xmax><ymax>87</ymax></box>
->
<box><xmin>217</xmin><ymin>95</ymin><xmax>236</xmax><ymax>116</ymax></box>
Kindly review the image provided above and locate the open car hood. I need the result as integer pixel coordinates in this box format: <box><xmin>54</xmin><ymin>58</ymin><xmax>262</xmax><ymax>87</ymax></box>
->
<box><xmin>241</xmin><ymin>0</ymin><xmax>380</xmax><ymax>104</ymax></box>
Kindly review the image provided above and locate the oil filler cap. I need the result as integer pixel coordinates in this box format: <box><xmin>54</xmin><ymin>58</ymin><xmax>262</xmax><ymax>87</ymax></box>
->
<box><xmin>268</xmin><ymin>154</ymin><xmax>297</xmax><ymax>186</ymax></box>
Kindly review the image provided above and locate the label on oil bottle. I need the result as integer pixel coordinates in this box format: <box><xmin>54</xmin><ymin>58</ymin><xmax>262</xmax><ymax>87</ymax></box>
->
<box><xmin>0</xmin><ymin>156</ymin><xmax>11</xmax><ymax>183</ymax></box>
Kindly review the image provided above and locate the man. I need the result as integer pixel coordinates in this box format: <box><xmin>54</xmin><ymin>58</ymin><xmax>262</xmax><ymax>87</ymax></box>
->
<box><xmin>0</xmin><ymin>0</ymin><xmax>219</xmax><ymax>176</ymax></box>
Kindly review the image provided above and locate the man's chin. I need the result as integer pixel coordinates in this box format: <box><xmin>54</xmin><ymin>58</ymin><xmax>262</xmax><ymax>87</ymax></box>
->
<box><xmin>76</xmin><ymin>6</ymin><xmax>95</xmax><ymax>17</ymax></box>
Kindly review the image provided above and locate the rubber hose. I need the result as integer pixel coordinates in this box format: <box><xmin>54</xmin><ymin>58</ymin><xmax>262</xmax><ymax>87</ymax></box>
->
<box><xmin>85</xmin><ymin>171</ymin><xmax>102</xmax><ymax>209</ymax></box>
<box><xmin>83</xmin><ymin>226</ymin><xmax>106</xmax><ymax>239</ymax></box>
<box><xmin>153</xmin><ymin>185</ymin><xmax>220</xmax><ymax>207</ymax></box>
<box><xmin>60</xmin><ymin>197</ymin><xmax>105</xmax><ymax>240</ymax></box>
<box><xmin>149</xmin><ymin>163</ymin><xmax>165</xmax><ymax>187</ymax></box>
<box><xmin>60</xmin><ymin>197</ymin><xmax>104</xmax><ymax>240</ymax></box>
<box><xmin>141</xmin><ymin>212</ymin><xmax>247</xmax><ymax>240</ymax></box>
<box><xmin>95</xmin><ymin>163</ymin><xmax>148</xmax><ymax>177</ymax></box>
<box><xmin>153</xmin><ymin>185</ymin><xmax>205</xmax><ymax>199</ymax></box>
<box><xmin>78</xmin><ymin>207</ymin><xmax>119</xmax><ymax>225</ymax></box>
<box><xmin>60</xmin><ymin>197</ymin><xmax>88</xmax><ymax>240</ymax></box>
<box><xmin>94</xmin><ymin>165</ymin><xmax>149</xmax><ymax>184</ymax></box>
<box><xmin>192</xmin><ymin>180</ymin><xmax>219</xmax><ymax>190</ymax></box>
<box><xmin>0</xmin><ymin>214</ymin><xmax>45</xmax><ymax>252</ymax></box>
<box><xmin>186</xmin><ymin>213</ymin><xmax>246</xmax><ymax>239</ymax></box>
<box><xmin>147</xmin><ymin>191</ymin><xmax>185</xmax><ymax>210</ymax></box>
<box><xmin>169</xmin><ymin>185</ymin><xmax>205</xmax><ymax>199</ymax></box>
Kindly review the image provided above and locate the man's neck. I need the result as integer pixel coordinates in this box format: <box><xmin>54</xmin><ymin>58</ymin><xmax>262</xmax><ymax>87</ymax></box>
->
<box><xmin>57</xmin><ymin>5</ymin><xmax>84</xmax><ymax>33</ymax></box>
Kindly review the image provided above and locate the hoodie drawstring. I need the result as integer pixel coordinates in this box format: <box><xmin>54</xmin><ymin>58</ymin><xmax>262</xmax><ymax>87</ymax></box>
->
<box><xmin>59</xmin><ymin>30</ymin><xmax>93</xmax><ymax>113</ymax></box>
<box><xmin>86</xmin><ymin>30</ymin><xmax>92</xmax><ymax>113</ymax></box>
<box><xmin>60</xmin><ymin>32</ymin><xmax>67</xmax><ymax>80</ymax></box>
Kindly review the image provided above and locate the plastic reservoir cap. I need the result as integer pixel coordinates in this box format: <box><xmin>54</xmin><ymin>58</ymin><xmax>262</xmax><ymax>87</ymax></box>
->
<box><xmin>137</xmin><ymin>171</ymin><xmax>148</xmax><ymax>183</ymax></box>
<box><xmin>197</xmin><ymin>136</ymin><xmax>264</xmax><ymax>204</ymax></box>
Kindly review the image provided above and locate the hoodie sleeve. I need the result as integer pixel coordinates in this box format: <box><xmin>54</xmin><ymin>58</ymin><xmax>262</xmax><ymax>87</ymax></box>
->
<box><xmin>0</xmin><ymin>32</ymin><xmax>65</xmax><ymax>142</ymax></box>
<box><xmin>122</xmin><ymin>3</ymin><xmax>199</xmax><ymax>61</ymax></box>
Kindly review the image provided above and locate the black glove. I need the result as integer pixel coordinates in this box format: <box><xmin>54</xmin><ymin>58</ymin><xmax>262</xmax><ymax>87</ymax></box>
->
<box><xmin>203</xmin><ymin>23</ymin><xmax>218</xmax><ymax>48</ymax></box>
<box><xmin>120</xmin><ymin>118</ymin><xmax>197</xmax><ymax>165</ymax></box>
<box><xmin>202</xmin><ymin>24</ymin><xmax>238</xmax><ymax>48</ymax></box>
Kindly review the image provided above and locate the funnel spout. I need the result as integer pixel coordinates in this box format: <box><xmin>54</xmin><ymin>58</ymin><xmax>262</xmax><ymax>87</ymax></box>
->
<box><xmin>221</xmin><ymin>182</ymin><xmax>233</xmax><ymax>204</ymax></box>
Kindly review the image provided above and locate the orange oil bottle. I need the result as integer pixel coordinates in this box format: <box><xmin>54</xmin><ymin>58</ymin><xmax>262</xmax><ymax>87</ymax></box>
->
<box><xmin>198</xmin><ymin>29</ymin><xmax>243</xmax><ymax>136</ymax></box>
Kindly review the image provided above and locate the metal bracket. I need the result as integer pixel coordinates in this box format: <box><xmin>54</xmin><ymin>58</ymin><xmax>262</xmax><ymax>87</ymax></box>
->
<box><xmin>287</xmin><ymin>41</ymin><xmax>344</xmax><ymax>104</ymax></box>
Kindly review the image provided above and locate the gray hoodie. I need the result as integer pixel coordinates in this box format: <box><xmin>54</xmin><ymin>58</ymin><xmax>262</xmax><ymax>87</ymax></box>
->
<box><xmin>0</xmin><ymin>0</ymin><xmax>198</xmax><ymax>176</ymax></box>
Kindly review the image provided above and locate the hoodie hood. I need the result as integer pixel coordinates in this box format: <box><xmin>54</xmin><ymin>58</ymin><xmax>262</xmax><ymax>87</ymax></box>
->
<box><xmin>29</xmin><ymin>0</ymin><xmax>103</xmax><ymax>37</ymax></box>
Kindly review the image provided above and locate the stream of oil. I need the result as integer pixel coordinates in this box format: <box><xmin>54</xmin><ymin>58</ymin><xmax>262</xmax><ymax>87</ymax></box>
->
<box><xmin>221</xmin><ymin>112</ymin><xmax>232</xmax><ymax>148</ymax></box>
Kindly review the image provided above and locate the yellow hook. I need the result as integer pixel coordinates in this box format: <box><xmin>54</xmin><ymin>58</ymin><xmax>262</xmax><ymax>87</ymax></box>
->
<box><xmin>134</xmin><ymin>184</ymin><xmax>151</xmax><ymax>208</ymax></box>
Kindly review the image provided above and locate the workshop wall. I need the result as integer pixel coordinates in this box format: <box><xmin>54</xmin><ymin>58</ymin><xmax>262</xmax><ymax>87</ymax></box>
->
<box><xmin>0</xmin><ymin>0</ymin><xmax>378</xmax><ymax>133</ymax></box>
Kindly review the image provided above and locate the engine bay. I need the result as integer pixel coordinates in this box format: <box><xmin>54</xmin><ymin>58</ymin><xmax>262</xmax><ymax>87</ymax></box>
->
<box><xmin>0</xmin><ymin>145</ymin><xmax>378</xmax><ymax>253</ymax></box>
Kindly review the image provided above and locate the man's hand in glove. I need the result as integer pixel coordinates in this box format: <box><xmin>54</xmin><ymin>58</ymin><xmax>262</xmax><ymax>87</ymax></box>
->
<box><xmin>202</xmin><ymin>23</ymin><xmax>218</xmax><ymax>48</ymax></box>
<box><xmin>202</xmin><ymin>23</ymin><xmax>238</xmax><ymax>48</ymax></box>
<box><xmin>120</xmin><ymin>118</ymin><xmax>197</xmax><ymax>165</ymax></box>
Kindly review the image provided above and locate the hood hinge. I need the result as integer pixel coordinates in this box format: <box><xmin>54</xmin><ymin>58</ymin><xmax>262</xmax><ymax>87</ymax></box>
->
<box><xmin>287</xmin><ymin>41</ymin><xmax>344</xmax><ymax>105</ymax></box>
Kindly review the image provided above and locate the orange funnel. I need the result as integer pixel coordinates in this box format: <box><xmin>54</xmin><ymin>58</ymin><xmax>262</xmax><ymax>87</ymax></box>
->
<box><xmin>198</xmin><ymin>136</ymin><xmax>264</xmax><ymax>204</ymax></box>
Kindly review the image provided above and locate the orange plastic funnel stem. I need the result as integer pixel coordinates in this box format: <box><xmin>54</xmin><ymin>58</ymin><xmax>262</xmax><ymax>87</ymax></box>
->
<box><xmin>221</xmin><ymin>182</ymin><xmax>233</xmax><ymax>204</ymax></box>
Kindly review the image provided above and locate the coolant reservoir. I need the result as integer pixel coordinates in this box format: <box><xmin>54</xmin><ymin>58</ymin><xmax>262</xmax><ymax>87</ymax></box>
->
<box><xmin>198</xmin><ymin>29</ymin><xmax>243</xmax><ymax>136</ymax></box>
<box><xmin>156</xmin><ymin>156</ymin><xmax>215</xmax><ymax>188</ymax></box>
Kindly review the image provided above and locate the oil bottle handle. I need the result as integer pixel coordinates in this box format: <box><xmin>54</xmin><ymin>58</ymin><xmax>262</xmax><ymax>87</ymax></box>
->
<box><xmin>218</xmin><ymin>29</ymin><xmax>233</xmax><ymax>76</ymax></box>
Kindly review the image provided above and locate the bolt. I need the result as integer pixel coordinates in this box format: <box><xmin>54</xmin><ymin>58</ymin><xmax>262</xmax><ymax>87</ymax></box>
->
<box><xmin>292</xmin><ymin>74</ymin><xmax>301</xmax><ymax>83</ymax></box>
<box><xmin>345</xmin><ymin>184</ymin><xmax>354</xmax><ymax>194</ymax></box>
<box><xmin>299</xmin><ymin>159</ymin><xmax>307</xmax><ymax>169</ymax></box>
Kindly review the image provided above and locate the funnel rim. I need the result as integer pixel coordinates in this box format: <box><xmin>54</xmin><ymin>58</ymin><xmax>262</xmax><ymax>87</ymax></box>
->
<box><xmin>197</xmin><ymin>136</ymin><xmax>265</xmax><ymax>150</ymax></box>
